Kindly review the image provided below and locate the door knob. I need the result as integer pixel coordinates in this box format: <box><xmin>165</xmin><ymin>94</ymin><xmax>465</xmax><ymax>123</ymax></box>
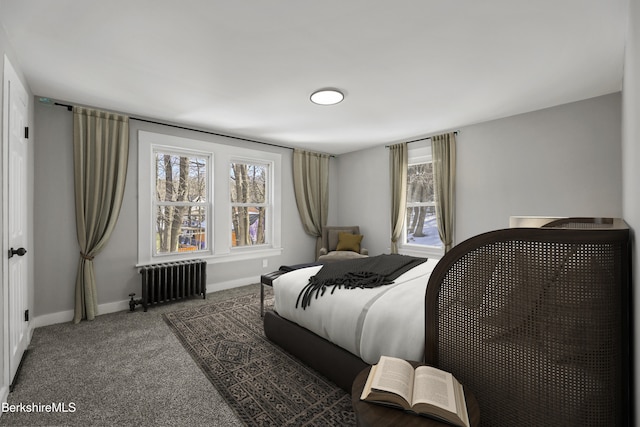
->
<box><xmin>8</xmin><ymin>247</ymin><xmax>26</xmax><ymax>258</ymax></box>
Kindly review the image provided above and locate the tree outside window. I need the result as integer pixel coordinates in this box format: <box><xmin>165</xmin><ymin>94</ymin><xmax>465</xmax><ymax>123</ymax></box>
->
<box><xmin>155</xmin><ymin>151</ymin><xmax>208</xmax><ymax>254</ymax></box>
<box><xmin>230</xmin><ymin>161</ymin><xmax>269</xmax><ymax>247</ymax></box>
<box><xmin>405</xmin><ymin>160</ymin><xmax>442</xmax><ymax>249</ymax></box>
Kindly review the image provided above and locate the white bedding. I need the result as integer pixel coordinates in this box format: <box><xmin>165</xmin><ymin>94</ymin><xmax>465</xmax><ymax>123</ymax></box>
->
<box><xmin>272</xmin><ymin>258</ymin><xmax>439</xmax><ymax>364</ymax></box>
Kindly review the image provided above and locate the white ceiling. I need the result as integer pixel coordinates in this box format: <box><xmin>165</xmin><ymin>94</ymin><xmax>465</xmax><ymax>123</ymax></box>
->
<box><xmin>0</xmin><ymin>0</ymin><xmax>628</xmax><ymax>154</ymax></box>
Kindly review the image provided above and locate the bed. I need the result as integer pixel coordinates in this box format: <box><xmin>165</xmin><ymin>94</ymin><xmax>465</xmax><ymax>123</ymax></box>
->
<box><xmin>264</xmin><ymin>217</ymin><xmax>630</xmax><ymax>426</ymax></box>
<box><xmin>264</xmin><ymin>255</ymin><xmax>438</xmax><ymax>391</ymax></box>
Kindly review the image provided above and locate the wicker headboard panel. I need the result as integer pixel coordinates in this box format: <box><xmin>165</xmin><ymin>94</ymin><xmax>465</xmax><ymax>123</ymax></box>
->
<box><xmin>425</xmin><ymin>218</ymin><xmax>631</xmax><ymax>427</ymax></box>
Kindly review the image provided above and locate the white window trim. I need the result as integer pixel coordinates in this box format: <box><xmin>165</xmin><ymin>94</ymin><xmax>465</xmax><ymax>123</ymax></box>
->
<box><xmin>229</xmin><ymin>157</ymin><xmax>273</xmax><ymax>249</ymax></box>
<box><xmin>398</xmin><ymin>142</ymin><xmax>444</xmax><ymax>260</ymax></box>
<box><xmin>399</xmin><ymin>245</ymin><xmax>444</xmax><ymax>259</ymax></box>
<box><xmin>152</xmin><ymin>147</ymin><xmax>211</xmax><ymax>258</ymax></box>
<box><xmin>138</xmin><ymin>131</ymin><xmax>282</xmax><ymax>266</ymax></box>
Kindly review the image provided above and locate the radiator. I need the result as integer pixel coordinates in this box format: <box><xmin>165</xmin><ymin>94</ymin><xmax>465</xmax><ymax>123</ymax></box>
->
<box><xmin>129</xmin><ymin>260</ymin><xmax>207</xmax><ymax>311</ymax></box>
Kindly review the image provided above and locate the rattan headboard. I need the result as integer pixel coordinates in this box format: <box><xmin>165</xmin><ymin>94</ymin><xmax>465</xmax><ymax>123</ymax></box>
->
<box><xmin>425</xmin><ymin>218</ymin><xmax>631</xmax><ymax>427</ymax></box>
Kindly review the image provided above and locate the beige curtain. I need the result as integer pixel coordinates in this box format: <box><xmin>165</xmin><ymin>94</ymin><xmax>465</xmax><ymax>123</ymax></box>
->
<box><xmin>432</xmin><ymin>132</ymin><xmax>456</xmax><ymax>252</ymax></box>
<box><xmin>292</xmin><ymin>149</ymin><xmax>330</xmax><ymax>258</ymax></box>
<box><xmin>73</xmin><ymin>107</ymin><xmax>129</xmax><ymax>323</ymax></box>
<box><xmin>389</xmin><ymin>143</ymin><xmax>408</xmax><ymax>254</ymax></box>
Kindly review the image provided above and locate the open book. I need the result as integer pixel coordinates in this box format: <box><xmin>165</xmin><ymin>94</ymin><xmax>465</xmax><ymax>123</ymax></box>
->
<box><xmin>360</xmin><ymin>356</ymin><xmax>470</xmax><ymax>427</ymax></box>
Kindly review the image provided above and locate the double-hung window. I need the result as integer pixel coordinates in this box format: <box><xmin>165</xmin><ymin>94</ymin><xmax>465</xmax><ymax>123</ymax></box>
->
<box><xmin>230</xmin><ymin>160</ymin><xmax>270</xmax><ymax>247</ymax></box>
<box><xmin>154</xmin><ymin>150</ymin><xmax>209</xmax><ymax>255</ymax></box>
<box><xmin>138</xmin><ymin>131</ymin><xmax>282</xmax><ymax>265</ymax></box>
<box><xmin>401</xmin><ymin>142</ymin><xmax>444</xmax><ymax>258</ymax></box>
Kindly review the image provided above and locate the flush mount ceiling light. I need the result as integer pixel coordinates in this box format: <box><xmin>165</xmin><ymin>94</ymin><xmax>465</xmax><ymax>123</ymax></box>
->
<box><xmin>310</xmin><ymin>88</ymin><xmax>344</xmax><ymax>105</ymax></box>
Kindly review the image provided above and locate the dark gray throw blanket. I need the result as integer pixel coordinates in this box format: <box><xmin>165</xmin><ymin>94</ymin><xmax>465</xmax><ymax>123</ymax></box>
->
<box><xmin>296</xmin><ymin>254</ymin><xmax>427</xmax><ymax>309</ymax></box>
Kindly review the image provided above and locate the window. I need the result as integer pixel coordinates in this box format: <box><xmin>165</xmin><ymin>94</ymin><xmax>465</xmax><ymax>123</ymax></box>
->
<box><xmin>402</xmin><ymin>143</ymin><xmax>443</xmax><ymax>257</ymax></box>
<box><xmin>154</xmin><ymin>150</ymin><xmax>209</xmax><ymax>255</ymax></box>
<box><xmin>138</xmin><ymin>131</ymin><xmax>282</xmax><ymax>265</ymax></box>
<box><xmin>230</xmin><ymin>161</ymin><xmax>270</xmax><ymax>247</ymax></box>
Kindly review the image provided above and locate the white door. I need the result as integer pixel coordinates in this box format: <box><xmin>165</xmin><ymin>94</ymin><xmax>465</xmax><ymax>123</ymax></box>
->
<box><xmin>3</xmin><ymin>56</ymin><xmax>30</xmax><ymax>386</ymax></box>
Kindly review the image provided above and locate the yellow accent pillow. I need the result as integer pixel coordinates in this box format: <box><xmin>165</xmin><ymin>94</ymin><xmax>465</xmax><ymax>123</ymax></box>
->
<box><xmin>336</xmin><ymin>232</ymin><xmax>363</xmax><ymax>252</ymax></box>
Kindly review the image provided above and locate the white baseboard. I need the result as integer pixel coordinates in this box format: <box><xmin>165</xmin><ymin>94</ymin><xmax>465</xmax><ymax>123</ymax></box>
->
<box><xmin>31</xmin><ymin>276</ymin><xmax>258</xmax><ymax>328</ymax></box>
<box><xmin>205</xmin><ymin>276</ymin><xmax>258</xmax><ymax>293</ymax></box>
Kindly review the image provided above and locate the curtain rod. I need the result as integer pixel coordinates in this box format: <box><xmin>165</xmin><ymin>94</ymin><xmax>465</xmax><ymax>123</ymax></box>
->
<box><xmin>56</xmin><ymin>101</ymin><xmax>442</xmax><ymax>157</ymax></box>
<box><xmin>53</xmin><ymin>102</ymin><xmax>296</xmax><ymax>152</ymax></box>
<box><xmin>385</xmin><ymin>130</ymin><xmax>459</xmax><ymax>148</ymax></box>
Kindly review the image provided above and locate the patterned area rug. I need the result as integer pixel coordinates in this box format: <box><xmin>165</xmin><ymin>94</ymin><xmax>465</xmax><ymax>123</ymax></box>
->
<box><xmin>163</xmin><ymin>290</ymin><xmax>356</xmax><ymax>426</ymax></box>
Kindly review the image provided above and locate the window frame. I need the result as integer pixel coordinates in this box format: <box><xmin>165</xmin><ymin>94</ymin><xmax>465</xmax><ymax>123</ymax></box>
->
<box><xmin>229</xmin><ymin>158</ymin><xmax>272</xmax><ymax>249</ymax></box>
<box><xmin>138</xmin><ymin>131</ymin><xmax>282</xmax><ymax>266</ymax></box>
<box><xmin>399</xmin><ymin>142</ymin><xmax>444</xmax><ymax>259</ymax></box>
<box><xmin>152</xmin><ymin>147</ymin><xmax>211</xmax><ymax>257</ymax></box>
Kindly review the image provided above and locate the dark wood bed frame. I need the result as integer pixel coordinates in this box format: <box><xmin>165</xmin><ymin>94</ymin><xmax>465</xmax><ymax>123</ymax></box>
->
<box><xmin>263</xmin><ymin>217</ymin><xmax>631</xmax><ymax>426</ymax></box>
<box><xmin>263</xmin><ymin>310</ymin><xmax>368</xmax><ymax>392</ymax></box>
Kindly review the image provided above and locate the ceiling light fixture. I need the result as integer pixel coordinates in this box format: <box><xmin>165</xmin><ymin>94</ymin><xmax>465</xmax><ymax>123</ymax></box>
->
<box><xmin>310</xmin><ymin>88</ymin><xmax>344</xmax><ymax>105</ymax></box>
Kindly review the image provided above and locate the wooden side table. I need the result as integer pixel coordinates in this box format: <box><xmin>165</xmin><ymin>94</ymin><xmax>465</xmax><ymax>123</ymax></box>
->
<box><xmin>351</xmin><ymin>364</ymin><xmax>481</xmax><ymax>427</ymax></box>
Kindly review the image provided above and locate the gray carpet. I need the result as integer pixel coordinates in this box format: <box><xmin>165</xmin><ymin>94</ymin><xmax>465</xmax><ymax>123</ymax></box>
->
<box><xmin>0</xmin><ymin>285</ymin><xmax>258</xmax><ymax>427</ymax></box>
<box><xmin>163</xmin><ymin>288</ymin><xmax>356</xmax><ymax>426</ymax></box>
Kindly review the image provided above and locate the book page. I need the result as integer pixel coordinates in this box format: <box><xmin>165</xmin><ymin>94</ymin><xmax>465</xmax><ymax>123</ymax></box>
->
<box><xmin>454</xmin><ymin>381</ymin><xmax>470</xmax><ymax>427</ymax></box>
<box><xmin>370</xmin><ymin>356</ymin><xmax>414</xmax><ymax>405</ymax></box>
<box><xmin>412</xmin><ymin>366</ymin><xmax>457</xmax><ymax>413</ymax></box>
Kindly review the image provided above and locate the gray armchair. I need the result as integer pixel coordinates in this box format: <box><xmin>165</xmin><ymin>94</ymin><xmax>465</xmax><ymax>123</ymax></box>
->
<box><xmin>317</xmin><ymin>226</ymin><xmax>369</xmax><ymax>263</ymax></box>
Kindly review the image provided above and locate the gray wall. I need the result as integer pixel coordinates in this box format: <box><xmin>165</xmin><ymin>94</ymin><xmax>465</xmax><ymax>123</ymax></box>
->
<box><xmin>456</xmin><ymin>92</ymin><xmax>622</xmax><ymax>242</ymax></box>
<box><xmin>622</xmin><ymin>0</ymin><xmax>640</xmax><ymax>418</ymax></box>
<box><xmin>335</xmin><ymin>148</ymin><xmax>391</xmax><ymax>255</ymax></box>
<box><xmin>33</xmin><ymin>105</ymin><xmax>320</xmax><ymax>323</ymax></box>
<box><xmin>337</xmin><ymin>92</ymin><xmax>623</xmax><ymax>256</ymax></box>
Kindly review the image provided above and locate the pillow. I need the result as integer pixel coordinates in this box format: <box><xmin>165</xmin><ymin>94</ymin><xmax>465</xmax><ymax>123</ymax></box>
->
<box><xmin>336</xmin><ymin>232</ymin><xmax>363</xmax><ymax>252</ymax></box>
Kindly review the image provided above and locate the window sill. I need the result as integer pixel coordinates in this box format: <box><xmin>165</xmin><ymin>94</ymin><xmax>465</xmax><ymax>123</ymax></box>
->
<box><xmin>398</xmin><ymin>246</ymin><xmax>443</xmax><ymax>260</ymax></box>
<box><xmin>207</xmin><ymin>247</ymin><xmax>283</xmax><ymax>264</ymax></box>
<box><xmin>136</xmin><ymin>247</ymin><xmax>283</xmax><ymax>267</ymax></box>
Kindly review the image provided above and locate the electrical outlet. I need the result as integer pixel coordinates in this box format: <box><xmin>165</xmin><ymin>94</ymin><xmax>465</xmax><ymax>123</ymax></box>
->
<box><xmin>262</xmin><ymin>259</ymin><xmax>268</xmax><ymax>268</ymax></box>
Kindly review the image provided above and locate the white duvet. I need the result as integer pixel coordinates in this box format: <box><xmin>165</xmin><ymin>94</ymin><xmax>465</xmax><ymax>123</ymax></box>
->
<box><xmin>272</xmin><ymin>258</ymin><xmax>439</xmax><ymax>364</ymax></box>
